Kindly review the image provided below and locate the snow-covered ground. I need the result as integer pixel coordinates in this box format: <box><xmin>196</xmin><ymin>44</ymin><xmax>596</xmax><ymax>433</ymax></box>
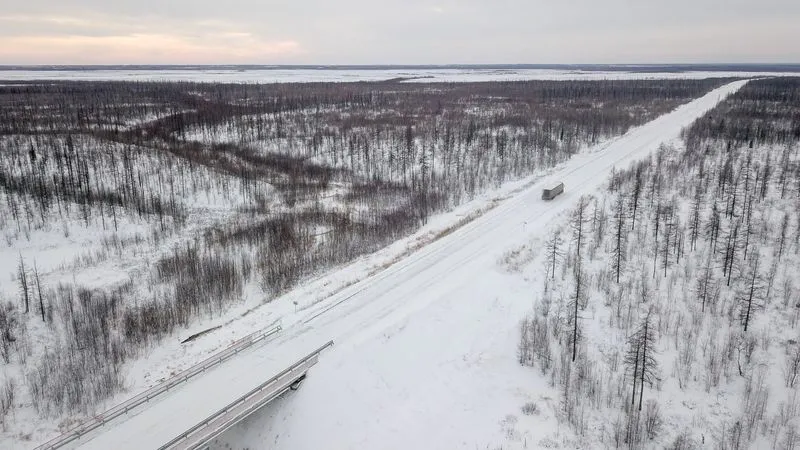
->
<box><xmin>0</xmin><ymin>68</ymin><xmax>781</xmax><ymax>84</ymax></box>
<box><xmin>38</xmin><ymin>80</ymin><xmax>748</xmax><ymax>450</ymax></box>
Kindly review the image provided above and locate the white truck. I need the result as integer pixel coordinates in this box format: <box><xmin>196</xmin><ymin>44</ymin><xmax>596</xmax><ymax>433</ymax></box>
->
<box><xmin>541</xmin><ymin>182</ymin><xmax>565</xmax><ymax>200</ymax></box>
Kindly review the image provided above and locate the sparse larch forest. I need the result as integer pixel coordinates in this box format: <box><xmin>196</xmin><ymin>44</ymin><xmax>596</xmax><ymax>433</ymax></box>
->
<box><xmin>517</xmin><ymin>77</ymin><xmax>800</xmax><ymax>449</ymax></box>
<box><xmin>0</xmin><ymin>78</ymin><xmax>729</xmax><ymax>435</ymax></box>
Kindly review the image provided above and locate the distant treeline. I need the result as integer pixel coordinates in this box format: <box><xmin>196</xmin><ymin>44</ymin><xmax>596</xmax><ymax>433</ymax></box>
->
<box><xmin>2</xmin><ymin>64</ymin><xmax>800</xmax><ymax>72</ymax></box>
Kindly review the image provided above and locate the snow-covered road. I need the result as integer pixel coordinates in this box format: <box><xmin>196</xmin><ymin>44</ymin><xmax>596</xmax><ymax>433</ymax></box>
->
<box><xmin>72</xmin><ymin>80</ymin><xmax>747</xmax><ymax>450</ymax></box>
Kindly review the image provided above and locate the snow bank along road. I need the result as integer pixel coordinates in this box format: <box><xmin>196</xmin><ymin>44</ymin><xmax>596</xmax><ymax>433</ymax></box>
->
<box><xmin>69</xmin><ymin>80</ymin><xmax>747</xmax><ymax>450</ymax></box>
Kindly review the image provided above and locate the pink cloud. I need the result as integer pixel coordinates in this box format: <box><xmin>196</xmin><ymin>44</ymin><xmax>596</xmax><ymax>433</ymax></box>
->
<box><xmin>0</xmin><ymin>31</ymin><xmax>302</xmax><ymax>64</ymax></box>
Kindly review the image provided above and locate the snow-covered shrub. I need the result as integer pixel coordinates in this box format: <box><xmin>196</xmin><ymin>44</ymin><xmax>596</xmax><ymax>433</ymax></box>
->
<box><xmin>0</xmin><ymin>377</ymin><xmax>14</xmax><ymax>427</ymax></box>
<box><xmin>643</xmin><ymin>400</ymin><xmax>663</xmax><ymax>440</ymax></box>
<box><xmin>521</xmin><ymin>401</ymin><xmax>539</xmax><ymax>416</ymax></box>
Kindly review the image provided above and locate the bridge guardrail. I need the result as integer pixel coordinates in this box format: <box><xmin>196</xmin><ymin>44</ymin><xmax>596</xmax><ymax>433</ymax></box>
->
<box><xmin>161</xmin><ymin>340</ymin><xmax>334</xmax><ymax>450</ymax></box>
<box><xmin>35</xmin><ymin>323</ymin><xmax>283</xmax><ymax>450</ymax></box>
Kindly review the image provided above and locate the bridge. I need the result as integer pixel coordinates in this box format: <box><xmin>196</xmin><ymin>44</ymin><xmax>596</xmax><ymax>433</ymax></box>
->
<box><xmin>35</xmin><ymin>324</ymin><xmax>333</xmax><ymax>450</ymax></box>
<box><xmin>159</xmin><ymin>341</ymin><xmax>333</xmax><ymax>450</ymax></box>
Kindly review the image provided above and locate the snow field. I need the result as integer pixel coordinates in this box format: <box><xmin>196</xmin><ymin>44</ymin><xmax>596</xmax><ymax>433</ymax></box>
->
<box><xmin>63</xmin><ymin>80</ymin><xmax>747</xmax><ymax>449</ymax></box>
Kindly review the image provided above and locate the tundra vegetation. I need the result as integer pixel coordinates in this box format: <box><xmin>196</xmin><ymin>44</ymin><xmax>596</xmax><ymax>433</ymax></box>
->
<box><xmin>518</xmin><ymin>77</ymin><xmax>800</xmax><ymax>449</ymax></box>
<box><xmin>0</xmin><ymin>78</ymin><xmax>727</xmax><ymax>435</ymax></box>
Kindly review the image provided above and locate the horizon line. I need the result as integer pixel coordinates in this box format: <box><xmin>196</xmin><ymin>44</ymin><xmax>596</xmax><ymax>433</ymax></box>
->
<box><xmin>2</xmin><ymin>63</ymin><xmax>800</xmax><ymax>72</ymax></box>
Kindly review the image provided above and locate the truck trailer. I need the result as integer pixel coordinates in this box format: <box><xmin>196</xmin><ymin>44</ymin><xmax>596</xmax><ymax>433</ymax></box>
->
<box><xmin>541</xmin><ymin>182</ymin><xmax>565</xmax><ymax>200</ymax></box>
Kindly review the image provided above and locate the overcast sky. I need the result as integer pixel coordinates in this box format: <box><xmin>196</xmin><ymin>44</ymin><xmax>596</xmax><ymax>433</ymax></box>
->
<box><xmin>1</xmin><ymin>0</ymin><xmax>799</xmax><ymax>65</ymax></box>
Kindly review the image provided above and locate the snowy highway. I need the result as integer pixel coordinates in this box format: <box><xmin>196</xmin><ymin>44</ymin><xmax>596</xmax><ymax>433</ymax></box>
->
<box><xmin>70</xmin><ymin>80</ymin><xmax>747</xmax><ymax>450</ymax></box>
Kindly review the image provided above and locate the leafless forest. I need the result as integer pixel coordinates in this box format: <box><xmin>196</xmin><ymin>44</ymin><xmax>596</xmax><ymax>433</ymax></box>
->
<box><xmin>0</xmin><ymin>78</ymin><xmax>729</xmax><ymax>426</ymax></box>
<box><xmin>518</xmin><ymin>77</ymin><xmax>800</xmax><ymax>448</ymax></box>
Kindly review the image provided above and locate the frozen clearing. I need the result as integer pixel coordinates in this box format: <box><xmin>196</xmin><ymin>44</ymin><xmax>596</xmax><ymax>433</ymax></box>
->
<box><xmin>61</xmin><ymin>80</ymin><xmax>747</xmax><ymax>450</ymax></box>
<box><xmin>0</xmin><ymin>68</ymin><xmax>783</xmax><ymax>84</ymax></box>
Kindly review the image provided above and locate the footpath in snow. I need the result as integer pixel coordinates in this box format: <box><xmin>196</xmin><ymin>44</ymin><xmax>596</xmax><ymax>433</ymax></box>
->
<box><xmin>67</xmin><ymin>80</ymin><xmax>747</xmax><ymax>450</ymax></box>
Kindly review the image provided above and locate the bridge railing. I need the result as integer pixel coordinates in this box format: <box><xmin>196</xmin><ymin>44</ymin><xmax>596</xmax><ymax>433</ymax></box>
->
<box><xmin>161</xmin><ymin>340</ymin><xmax>335</xmax><ymax>450</ymax></box>
<box><xmin>35</xmin><ymin>323</ymin><xmax>283</xmax><ymax>450</ymax></box>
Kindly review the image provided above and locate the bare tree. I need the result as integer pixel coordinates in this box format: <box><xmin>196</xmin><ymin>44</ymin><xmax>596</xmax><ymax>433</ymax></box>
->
<box><xmin>723</xmin><ymin>219</ymin><xmax>742</xmax><ymax>287</ymax></box>
<box><xmin>630</xmin><ymin>164</ymin><xmax>644</xmax><ymax>231</ymax></box>
<box><xmin>568</xmin><ymin>263</ymin><xmax>585</xmax><ymax>363</ymax></box>
<box><xmin>652</xmin><ymin>199</ymin><xmax>662</xmax><ymax>278</ymax></box>
<box><xmin>0</xmin><ymin>304</ymin><xmax>18</xmax><ymax>364</ymax></box>
<box><xmin>696</xmin><ymin>252</ymin><xmax>718</xmax><ymax>313</ymax></box>
<box><xmin>688</xmin><ymin>187</ymin><xmax>703</xmax><ymax>251</ymax></box>
<box><xmin>568</xmin><ymin>196</ymin><xmax>592</xmax><ymax>363</ymax></box>
<box><xmin>705</xmin><ymin>201</ymin><xmax>722</xmax><ymax>254</ymax></box>
<box><xmin>571</xmin><ymin>196</ymin><xmax>592</xmax><ymax>264</ymax></box>
<box><xmin>778</xmin><ymin>212</ymin><xmax>790</xmax><ymax>261</ymax></box>
<box><xmin>33</xmin><ymin>261</ymin><xmax>45</xmax><ymax>322</ymax></box>
<box><xmin>760</xmin><ymin>154</ymin><xmax>772</xmax><ymax>200</ymax></box>
<box><xmin>611</xmin><ymin>194</ymin><xmax>627</xmax><ymax>283</ymax></box>
<box><xmin>738</xmin><ymin>251</ymin><xmax>763</xmax><ymax>332</ymax></box>
<box><xmin>17</xmin><ymin>255</ymin><xmax>29</xmax><ymax>314</ymax></box>
<box><xmin>661</xmin><ymin>206</ymin><xmax>676</xmax><ymax>278</ymax></box>
<box><xmin>779</xmin><ymin>145</ymin><xmax>792</xmax><ymax>199</ymax></box>
<box><xmin>785</xmin><ymin>344</ymin><xmax>800</xmax><ymax>388</ymax></box>
<box><xmin>544</xmin><ymin>230</ymin><xmax>563</xmax><ymax>282</ymax></box>
<box><xmin>625</xmin><ymin>310</ymin><xmax>659</xmax><ymax>411</ymax></box>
